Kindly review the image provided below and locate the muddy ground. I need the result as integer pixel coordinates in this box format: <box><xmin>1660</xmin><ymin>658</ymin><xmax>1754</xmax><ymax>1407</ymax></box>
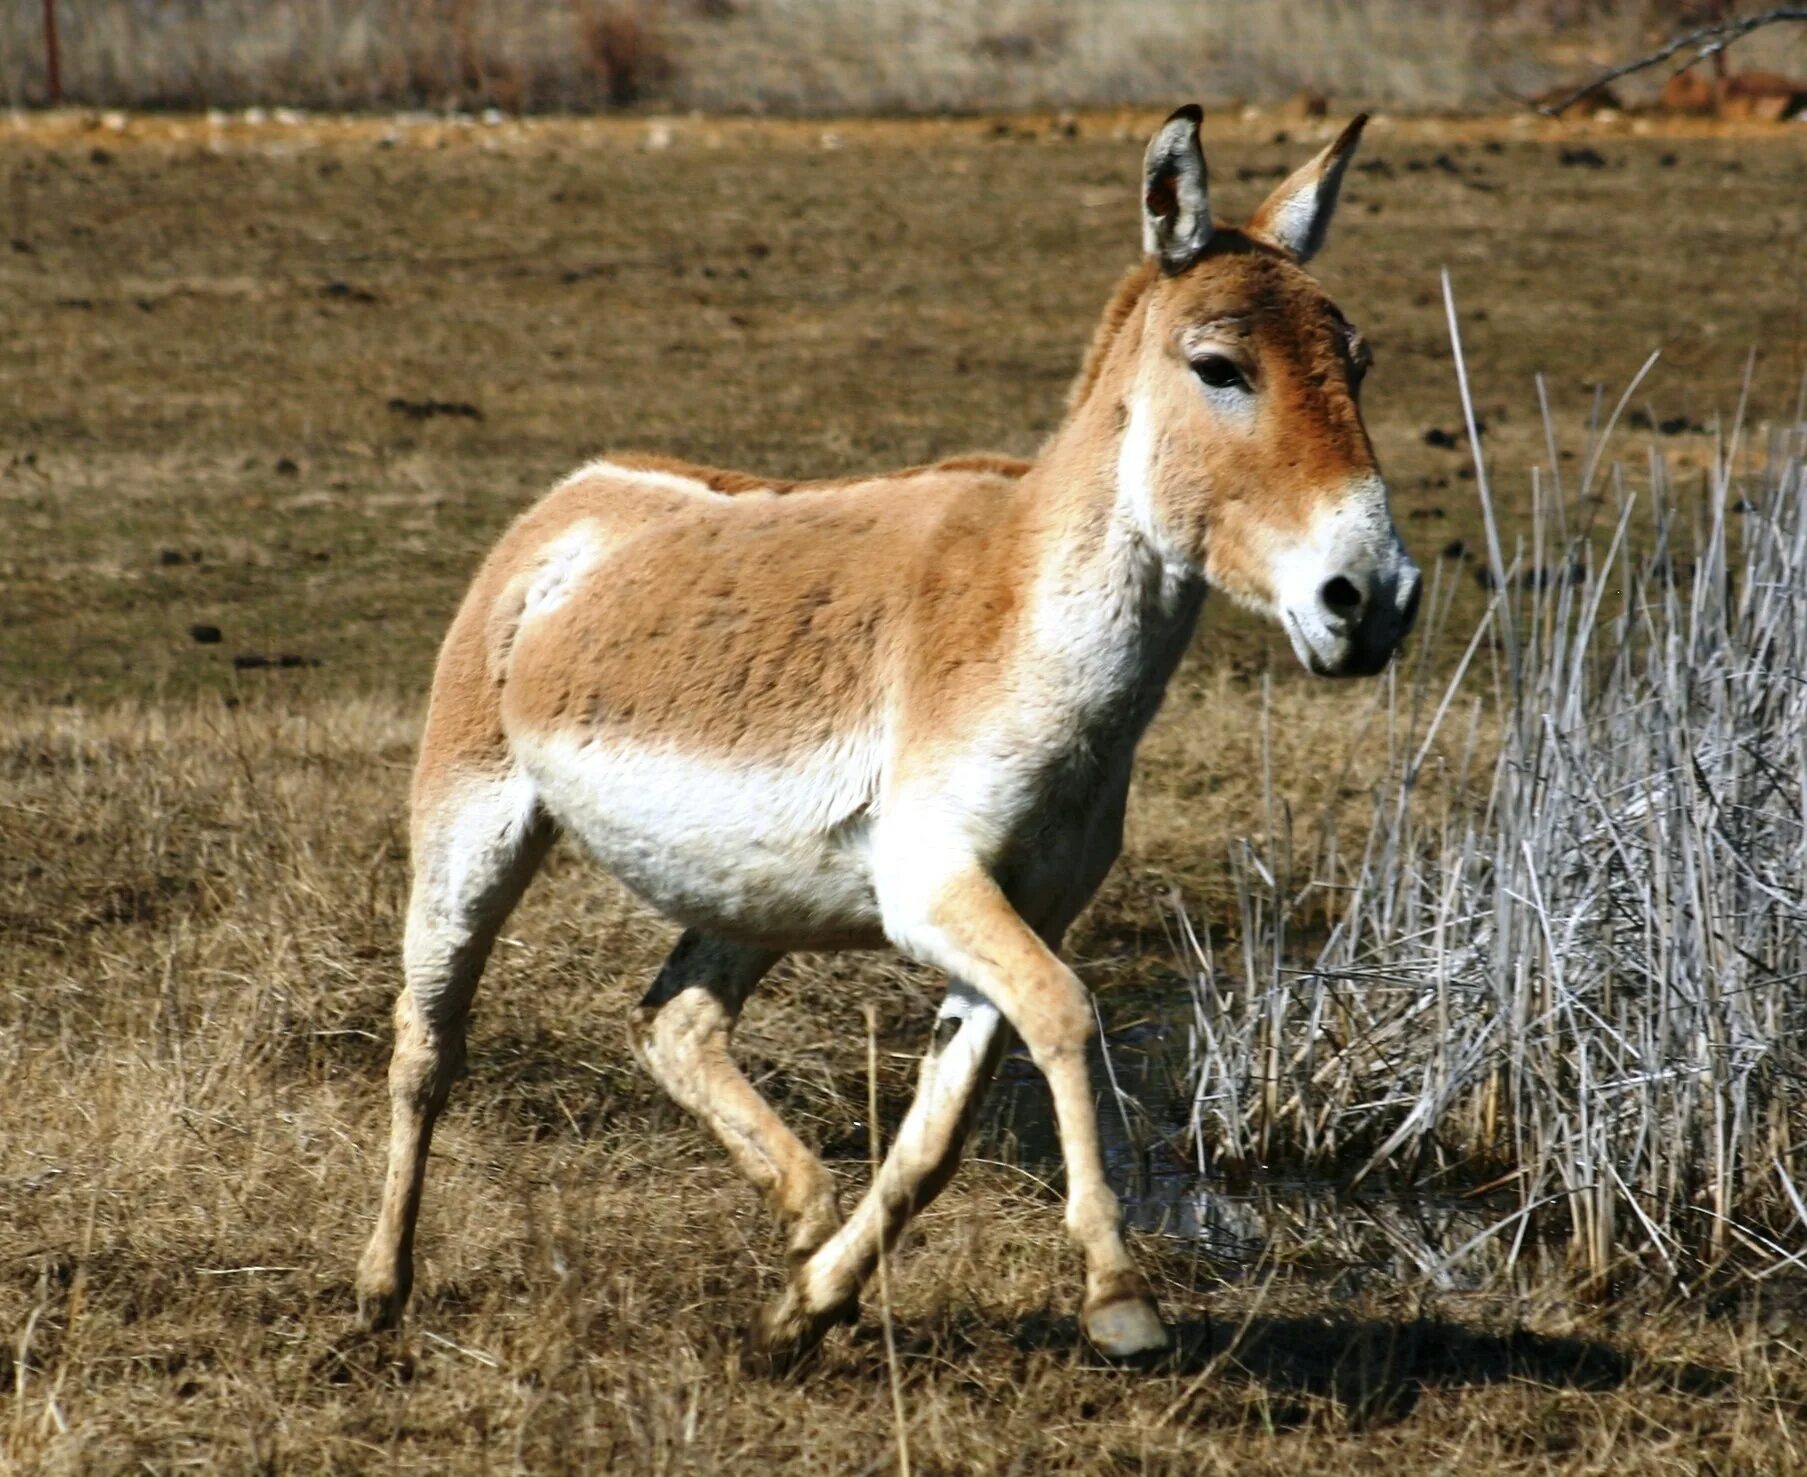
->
<box><xmin>2</xmin><ymin>110</ymin><xmax>1805</xmax><ymax>1472</ymax></box>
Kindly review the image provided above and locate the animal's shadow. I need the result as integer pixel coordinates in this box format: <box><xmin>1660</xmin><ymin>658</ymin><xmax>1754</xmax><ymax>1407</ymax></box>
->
<box><xmin>850</xmin><ymin>1308</ymin><xmax>1706</xmax><ymax>1427</ymax></box>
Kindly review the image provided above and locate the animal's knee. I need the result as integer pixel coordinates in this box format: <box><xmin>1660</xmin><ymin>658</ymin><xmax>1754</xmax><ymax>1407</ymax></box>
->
<box><xmin>397</xmin><ymin>931</ymin><xmax>474</xmax><ymax>1035</ymax></box>
<box><xmin>780</xmin><ymin>1157</ymin><xmax>843</xmax><ymax>1245</ymax></box>
<box><xmin>401</xmin><ymin>901</ymin><xmax>490</xmax><ymax>1031</ymax></box>
<box><xmin>1013</xmin><ymin>967</ymin><xmax>1094</xmax><ymax>1065</ymax></box>
<box><xmin>632</xmin><ymin>986</ymin><xmax>731</xmax><ymax>1088</ymax></box>
<box><xmin>387</xmin><ymin>992</ymin><xmax>464</xmax><ymax>1102</ymax></box>
<box><xmin>634</xmin><ymin>932</ymin><xmax>772</xmax><ymax>1072</ymax></box>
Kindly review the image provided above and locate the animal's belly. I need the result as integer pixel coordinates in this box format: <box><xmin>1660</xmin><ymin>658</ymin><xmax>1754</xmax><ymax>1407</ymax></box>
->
<box><xmin>514</xmin><ymin>730</ymin><xmax>884</xmax><ymax>948</ymax></box>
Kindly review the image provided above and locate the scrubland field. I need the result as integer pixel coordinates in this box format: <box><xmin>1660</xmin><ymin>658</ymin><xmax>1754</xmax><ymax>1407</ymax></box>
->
<box><xmin>18</xmin><ymin>0</ymin><xmax>1806</xmax><ymax>115</ymax></box>
<box><xmin>4</xmin><ymin>107</ymin><xmax>1807</xmax><ymax>1471</ymax></box>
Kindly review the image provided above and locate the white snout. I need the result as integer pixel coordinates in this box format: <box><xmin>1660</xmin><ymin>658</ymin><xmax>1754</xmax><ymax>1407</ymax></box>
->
<box><xmin>1271</xmin><ymin>485</ymin><xmax>1420</xmax><ymax>678</ymax></box>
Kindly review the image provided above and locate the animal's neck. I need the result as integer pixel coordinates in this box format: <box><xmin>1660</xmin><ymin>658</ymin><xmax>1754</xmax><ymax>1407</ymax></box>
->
<box><xmin>1015</xmin><ymin>359</ymin><xmax>1207</xmax><ymax>737</ymax></box>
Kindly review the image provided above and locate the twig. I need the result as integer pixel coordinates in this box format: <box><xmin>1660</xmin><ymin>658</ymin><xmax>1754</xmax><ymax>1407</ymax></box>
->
<box><xmin>13</xmin><ymin>1302</ymin><xmax>46</xmax><ymax>1450</ymax></box>
<box><xmin>1538</xmin><ymin>7</ymin><xmax>1807</xmax><ymax>117</ymax></box>
<box><xmin>41</xmin><ymin>0</ymin><xmax>60</xmax><ymax>108</ymax></box>
<box><xmin>866</xmin><ymin>1005</ymin><xmax>911</xmax><ymax>1477</ymax></box>
<box><xmin>419</xmin><ymin>1329</ymin><xmax>500</xmax><ymax>1368</ymax></box>
<box><xmin>1442</xmin><ymin>269</ymin><xmax>1517</xmax><ymax>694</ymax></box>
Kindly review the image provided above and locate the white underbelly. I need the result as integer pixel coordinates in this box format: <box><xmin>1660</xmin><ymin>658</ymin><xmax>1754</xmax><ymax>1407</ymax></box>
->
<box><xmin>514</xmin><ymin>729</ymin><xmax>883</xmax><ymax>945</ymax></box>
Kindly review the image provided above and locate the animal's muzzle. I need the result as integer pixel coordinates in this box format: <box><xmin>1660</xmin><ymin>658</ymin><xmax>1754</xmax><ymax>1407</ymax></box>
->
<box><xmin>1305</xmin><ymin>555</ymin><xmax>1421</xmax><ymax>678</ymax></box>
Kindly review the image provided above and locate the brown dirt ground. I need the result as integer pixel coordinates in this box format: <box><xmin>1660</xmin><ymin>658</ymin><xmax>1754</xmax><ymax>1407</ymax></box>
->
<box><xmin>2</xmin><ymin>110</ymin><xmax>1806</xmax><ymax>1472</ymax></box>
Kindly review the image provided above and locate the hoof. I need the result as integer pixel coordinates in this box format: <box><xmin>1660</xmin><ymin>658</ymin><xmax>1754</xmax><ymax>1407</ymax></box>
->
<box><xmin>744</xmin><ymin>1288</ymin><xmax>859</xmax><ymax>1376</ymax></box>
<box><xmin>1082</xmin><ymin>1293</ymin><xmax>1170</xmax><ymax>1363</ymax></box>
<box><xmin>355</xmin><ymin>1281</ymin><xmax>407</xmax><ymax>1333</ymax></box>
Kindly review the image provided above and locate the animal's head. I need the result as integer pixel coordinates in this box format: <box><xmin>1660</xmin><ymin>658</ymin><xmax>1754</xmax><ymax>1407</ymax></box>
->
<box><xmin>1113</xmin><ymin>105</ymin><xmax>1419</xmax><ymax>677</ymax></box>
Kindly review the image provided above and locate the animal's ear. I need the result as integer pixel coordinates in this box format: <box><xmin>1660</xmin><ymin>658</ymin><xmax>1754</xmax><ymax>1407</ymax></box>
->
<box><xmin>1246</xmin><ymin>113</ymin><xmax>1368</xmax><ymax>264</ymax></box>
<box><xmin>1141</xmin><ymin>104</ymin><xmax>1212</xmax><ymax>275</ymax></box>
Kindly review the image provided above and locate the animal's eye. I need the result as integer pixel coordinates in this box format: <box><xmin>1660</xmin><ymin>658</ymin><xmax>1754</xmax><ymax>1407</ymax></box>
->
<box><xmin>1191</xmin><ymin>354</ymin><xmax>1249</xmax><ymax>392</ymax></box>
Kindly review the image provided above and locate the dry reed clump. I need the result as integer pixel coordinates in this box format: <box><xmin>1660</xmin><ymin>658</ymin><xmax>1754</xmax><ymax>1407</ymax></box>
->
<box><xmin>1186</xmin><ymin>323</ymin><xmax>1807</xmax><ymax>1294</ymax></box>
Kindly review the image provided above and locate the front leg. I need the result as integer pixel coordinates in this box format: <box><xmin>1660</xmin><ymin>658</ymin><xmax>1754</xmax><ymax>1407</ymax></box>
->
<box><xmin>881</xmin><ymin>865</ymin><xmax>1169</xmax><ymax>1361</ymax></box>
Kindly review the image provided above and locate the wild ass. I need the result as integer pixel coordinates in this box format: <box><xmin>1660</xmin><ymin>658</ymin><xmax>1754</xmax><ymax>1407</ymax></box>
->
<box><xmin>356</xmin><ymin>107</ymin><xmax>1420</xmax><ymax>1364</ymax></box>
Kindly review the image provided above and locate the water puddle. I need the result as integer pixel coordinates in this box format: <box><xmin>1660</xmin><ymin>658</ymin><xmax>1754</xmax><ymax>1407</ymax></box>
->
<box><xmin>977</xmin><ymin>1015</ymin><xmax>1527</xmax><ymax>1290</ymax></box>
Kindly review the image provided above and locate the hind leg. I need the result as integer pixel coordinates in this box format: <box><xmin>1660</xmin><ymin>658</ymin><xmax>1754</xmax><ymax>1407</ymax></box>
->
<box><xmin>357</xmin><ymin>769</ymin><xmax>552</xmax><ymax>1330</ymax></box>
<box><xmin>632</xmin><ymin>931</ymin><xmax>844</xmax><ymax>1277</ymax></box>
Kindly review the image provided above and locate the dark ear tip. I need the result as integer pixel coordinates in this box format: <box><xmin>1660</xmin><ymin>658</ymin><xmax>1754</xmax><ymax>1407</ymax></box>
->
<box><xmin>1341</xmin><ymin>112</ymin><xmax>1371</xmax><ymax>143</ymax></box>
<box><xmin>1166</xmin><ymin>103</ymin><xmax>1205</xmax><ymax>128</ymax></box>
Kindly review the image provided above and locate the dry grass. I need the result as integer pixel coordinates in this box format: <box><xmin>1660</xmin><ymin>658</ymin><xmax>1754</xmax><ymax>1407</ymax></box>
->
<box><xmin>4</xmin><ymin>113</ymin><xmax>1807</xmax><ymax>1470</ymax></box>
<box><xmin>6</xmin><ymin>698</ymin><xmax>1806</xmax><ymax>1472</ymax></box>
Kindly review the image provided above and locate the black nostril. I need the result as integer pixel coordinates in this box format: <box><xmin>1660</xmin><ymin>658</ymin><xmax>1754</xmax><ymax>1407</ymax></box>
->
<box><xmin>1320</xmin><ymin>575</ymin><xmax>1364</xmax><ymax>620</ymax></box>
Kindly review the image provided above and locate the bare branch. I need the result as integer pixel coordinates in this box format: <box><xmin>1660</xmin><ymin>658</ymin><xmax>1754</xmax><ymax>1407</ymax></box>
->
<box><xmin>1537</xmin><ymin>6</ymin><xmax>1807</xmax><ymax>117</ymax></box>
<box><xmin>41</xmin><ymin>0</ymin><xmax>60</xmax><ymax>107</ymax></box>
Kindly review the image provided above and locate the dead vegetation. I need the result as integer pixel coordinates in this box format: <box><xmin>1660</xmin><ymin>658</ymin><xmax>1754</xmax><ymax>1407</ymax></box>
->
<box><xmin>1188</xmin><ymin>350</ymin><xmax>1807</xmax><ymax>1295</ymax></box>
<box><xmin>5</xmin><ymin>693</ymin><xmax>1806</xmax><ymax>1470</ymax></box>
<box><xmin>10</xmin><ymin>0</ymin><xmax>1807</xmax><ymax>114</ymax></box>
